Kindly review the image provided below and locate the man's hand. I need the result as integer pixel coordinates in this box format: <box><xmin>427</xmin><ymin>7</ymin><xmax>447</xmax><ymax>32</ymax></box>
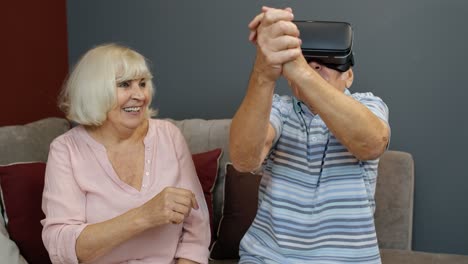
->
<box><xmin>229</xmin><ymin>7</ymin><xmax>302</xmax><ymax>172</ymax></box>
<box><xmin>249</xmin><ymin>6</ymin><xmax>302</xmax><ymax>83</ymax></box>
<box><xmin>284</xmin><ymin>55</ymin><xmax>314</xmax><ymax>101</ymax></box>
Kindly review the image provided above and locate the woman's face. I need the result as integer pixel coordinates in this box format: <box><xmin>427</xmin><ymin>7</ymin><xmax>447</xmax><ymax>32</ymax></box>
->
<box><xmin>105</xmin><ymin>78</ymin><xmax>150</xmax><ymax>131</ymax></box>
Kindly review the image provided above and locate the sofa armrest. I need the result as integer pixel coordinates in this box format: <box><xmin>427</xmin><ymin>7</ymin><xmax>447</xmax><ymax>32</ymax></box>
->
<box><xmin>381</xmin><ymin>249</ymin><xmax>468</xmax><ymax>264</ymax></box>
<box><xmin>375</xmin><ymin>150</ymin><xmax>414</xmax><ymax>250</ymax></box>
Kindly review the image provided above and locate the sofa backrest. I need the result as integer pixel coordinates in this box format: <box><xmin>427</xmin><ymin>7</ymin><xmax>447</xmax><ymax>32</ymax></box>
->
<box><xmin>0</xmin><ymin>118</ymin><xmax>70</xmax><ymax>165</ymax></box>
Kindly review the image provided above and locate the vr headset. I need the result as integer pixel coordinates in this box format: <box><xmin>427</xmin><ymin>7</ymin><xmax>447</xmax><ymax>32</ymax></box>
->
<box><xmin>294</xmin><ymin>21</ymin><xmax>354</xmax><ymax>72</ymax></box>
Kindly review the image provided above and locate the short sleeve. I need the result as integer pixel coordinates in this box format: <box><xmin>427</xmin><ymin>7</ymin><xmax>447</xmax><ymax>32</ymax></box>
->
<box><xmin>270</xmin><ymin>94</ymin><xmax>294</xmax><ymax>146</ymax></box>
<box><xmin>352</xmin><ymin>92</ymin><xmax>391</xmax><ymax>148</ymax></box>
<box><xmin>352</xmin><ymin>92</ymin><xmax>389</xmax><ymax>124</ymax></box>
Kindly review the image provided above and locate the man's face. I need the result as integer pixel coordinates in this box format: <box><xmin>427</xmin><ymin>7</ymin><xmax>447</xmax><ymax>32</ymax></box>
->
<box><xmin>308</xmin><ymin>61</ymin><xmax>354</xmax><ymax>92</ymax></box>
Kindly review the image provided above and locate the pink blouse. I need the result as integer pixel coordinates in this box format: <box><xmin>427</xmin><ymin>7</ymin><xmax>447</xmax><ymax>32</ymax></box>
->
<box><xmin>41</xmin><ymin>119</ymin><xmax>210</xmax><ymax>264</ymax></box>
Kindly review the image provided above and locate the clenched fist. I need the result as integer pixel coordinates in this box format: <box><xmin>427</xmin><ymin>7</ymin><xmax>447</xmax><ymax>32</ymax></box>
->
<box><xmin>141</xmin><ymin>187</ymin><xmax>199</xmax><ymax>226</ymax></box>
<box><xmin>249</xmin><ymin>6</ymin><xmax>302</xmax><ymax>82</ymax></box>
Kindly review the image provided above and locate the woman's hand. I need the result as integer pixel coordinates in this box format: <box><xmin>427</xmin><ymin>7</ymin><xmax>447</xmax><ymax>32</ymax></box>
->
<box><xmin>177</xmin><ymin>258</ymin><xmax>199</xmax><ymax>264</ymax></box>
<box><xmin>141</xmin><ymin>187</ymin><xmax>199</xmax><ymax>226</ymax></box>
<box><xmin>75</xmin><ymin>187</ymin><xmax>199</xmax><ymax>262</ymax></box>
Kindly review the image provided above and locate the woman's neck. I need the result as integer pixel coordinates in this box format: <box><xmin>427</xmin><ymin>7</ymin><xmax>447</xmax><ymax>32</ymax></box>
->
<box><xmin>87</xmin><ymin>119</ymin><xmax>149</xmax><ymax>149</ymax></box>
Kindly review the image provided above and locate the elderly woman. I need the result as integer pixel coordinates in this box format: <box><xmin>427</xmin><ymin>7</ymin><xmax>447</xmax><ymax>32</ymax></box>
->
<box><xmin>41</xmin><ymin>44</ymin><xmax>210</xmax><ymax>264</ymax></box>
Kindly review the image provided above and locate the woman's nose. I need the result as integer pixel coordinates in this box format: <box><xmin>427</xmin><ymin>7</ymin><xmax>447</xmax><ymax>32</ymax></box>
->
<box><xmin>132</xmin><ymin>91</ymin><xmax>144</xmax><ymax>100</ymax></box>
<box><xmin>130</xmin><ymin>83</ymin><xmax>144</xmax><ymax>99</ymax></box>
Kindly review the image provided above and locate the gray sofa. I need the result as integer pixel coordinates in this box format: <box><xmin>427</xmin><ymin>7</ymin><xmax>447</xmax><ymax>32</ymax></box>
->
<box><xmin>1</xmin><ymin>117</ymin><xmax>467</xmax><ymax>264</ymax></box>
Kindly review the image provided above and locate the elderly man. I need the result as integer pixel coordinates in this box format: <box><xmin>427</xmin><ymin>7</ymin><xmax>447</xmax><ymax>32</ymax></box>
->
<box><xmin>230</xmin><ymin>7</ymin><xmax>390</xmax><ymax>264</ymax></box>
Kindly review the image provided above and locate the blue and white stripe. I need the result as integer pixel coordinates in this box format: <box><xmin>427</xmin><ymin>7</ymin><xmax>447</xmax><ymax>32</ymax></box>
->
<box><xmin>239</xmin><ymin>91</ymin><xmax>389</xmax><ymax>264</ymax></box>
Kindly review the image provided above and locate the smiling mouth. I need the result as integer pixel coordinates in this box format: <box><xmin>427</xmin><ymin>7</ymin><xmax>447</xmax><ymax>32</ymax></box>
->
<box><xmin>123</xmin><ymin>106</ymin><xmax>141</xmax><ymax>112</ymax></box>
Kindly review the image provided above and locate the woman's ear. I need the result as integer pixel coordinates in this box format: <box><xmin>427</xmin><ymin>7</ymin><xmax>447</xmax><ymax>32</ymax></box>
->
<box><xmin>341</xmin><ymin>68</ymin><xmax>354</xmax><ymax>88</ymax></box>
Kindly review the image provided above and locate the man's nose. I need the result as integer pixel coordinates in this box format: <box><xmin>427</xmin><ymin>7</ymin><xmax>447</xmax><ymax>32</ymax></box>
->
<box><xmin>309</xmin><ymin>61</ymin><xmax>322</xmax><ymax>71</ymax></box>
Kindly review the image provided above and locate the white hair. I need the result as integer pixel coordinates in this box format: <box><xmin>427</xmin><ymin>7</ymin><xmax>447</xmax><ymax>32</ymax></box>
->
<box><xmin>59</xmin><ymin>43</ymin><xmax>156</xmax><ymax>126</ymax></box>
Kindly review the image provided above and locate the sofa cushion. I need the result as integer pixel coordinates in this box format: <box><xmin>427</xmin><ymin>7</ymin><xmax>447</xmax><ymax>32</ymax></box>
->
<box><xmin>192</xmin><ymin>148</ymin><xmax>223</xmax><ymax>245</ymax></box>
<box><xmin>0</xmin><ymin>162</ymin><xmax>51</xmax><ymax>264</ymax></box>
<box><xmin>209</xmin><ymin>259</ymin><xmax>239</xmax><ymax>264</ymax></box>
<box><xmin>210</xmin><ymin>163</ymin><xmax>261</xmax><ymax>260</ymax></box>
<box><xmin>0</xmin><ymin>117</ymin><xmax>69</xmax><ymax>264</ymax></box>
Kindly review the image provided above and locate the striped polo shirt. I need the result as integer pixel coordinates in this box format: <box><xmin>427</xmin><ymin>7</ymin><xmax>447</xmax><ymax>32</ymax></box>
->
<box><xmin>239</xmin><ymin>90</ymin><xmax>389</xmax><ymax>264</ymax></box>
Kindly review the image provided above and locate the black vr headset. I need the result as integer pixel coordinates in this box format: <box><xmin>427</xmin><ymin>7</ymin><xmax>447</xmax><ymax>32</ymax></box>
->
<box><xmin>294</xmin><ymin>21</ymin><xmax>354</xmax><ymax>72</ymax></box>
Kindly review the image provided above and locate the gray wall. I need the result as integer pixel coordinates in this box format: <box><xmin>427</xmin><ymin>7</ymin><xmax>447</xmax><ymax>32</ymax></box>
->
<box><xmin>67</xmin><ymin>0</ymin><xmax>468</xmax><ymax>255</ymax></box>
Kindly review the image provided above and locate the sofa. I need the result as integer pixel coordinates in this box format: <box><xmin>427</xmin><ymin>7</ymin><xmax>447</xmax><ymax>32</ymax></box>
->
<box><xmin>1</xmin><ymin>117</ymin><xmax>467</xmax><ymax>264</ymax></box>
